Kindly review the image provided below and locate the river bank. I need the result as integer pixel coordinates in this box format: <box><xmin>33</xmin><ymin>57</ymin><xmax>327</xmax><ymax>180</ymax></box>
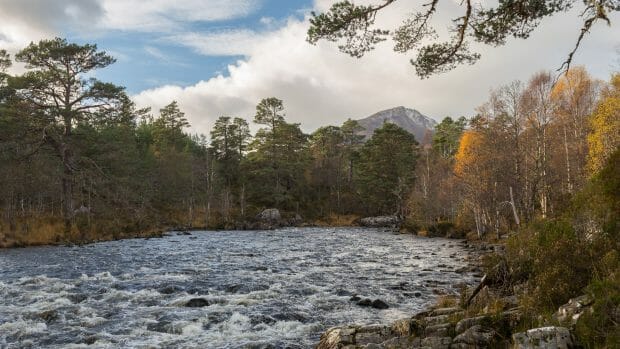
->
<box><xmin>315</xmin><ymin>238</ymin><xmax>614</xmax><ymax>348</ymax></box>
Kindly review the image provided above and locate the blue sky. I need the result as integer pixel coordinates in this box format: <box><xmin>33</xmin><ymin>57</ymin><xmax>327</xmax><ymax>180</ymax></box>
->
<box><xmin>64</xmin><ymin>0</ymin><xmax>313</xmax><ymax>93</ymax></box>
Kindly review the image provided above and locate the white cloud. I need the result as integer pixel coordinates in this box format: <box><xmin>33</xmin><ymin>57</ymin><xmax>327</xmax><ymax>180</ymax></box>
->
<box><xmin>99</xmin><ymin>0</ymin><xmax>260</xmax><ymax>32</ymax></box>
<box><xmin>133</xmin><ymin>3</ymin><xmax>620</xmax><ymax>138</ymax></box>
<box><xmin>165</xmin><ymin>30</ymin><xmax>262</xmax><ymax>56</ymax></box>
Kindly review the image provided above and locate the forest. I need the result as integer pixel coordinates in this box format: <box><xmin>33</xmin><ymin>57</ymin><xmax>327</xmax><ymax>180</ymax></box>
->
<box><xmin>0</xmin><ymin>38</ymin><xmax>618</xmax><ymax>251</ymax></box>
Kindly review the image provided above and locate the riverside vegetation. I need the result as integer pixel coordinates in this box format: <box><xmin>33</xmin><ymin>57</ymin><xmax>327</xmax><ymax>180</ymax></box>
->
<box><xmin>0</xmin><ymin>37</ymin><xmax>619</xmax><ymax>347</ymax></box>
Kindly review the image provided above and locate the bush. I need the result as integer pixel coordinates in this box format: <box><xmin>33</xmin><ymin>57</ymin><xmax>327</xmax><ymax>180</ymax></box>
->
<box><xmin>575</xmin><ymin>268</ymin><xmax>620</xmax><ymax>348</ymax></box>
<box><xmin>506</xmin><ymin>220</ymin><xmax>591</xmax><ymax>311</ymax></box>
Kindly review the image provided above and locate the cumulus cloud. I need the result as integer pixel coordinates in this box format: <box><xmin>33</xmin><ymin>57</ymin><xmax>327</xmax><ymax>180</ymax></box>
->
<box><xmin>0</xmin><ymin>0</ymin><xmax>102</xmax><ymax>50</ymax></box>
<box><xmin>133</xmin><ymin>2</ymin><xmax>620</xmax><ymax>137</ymax></box>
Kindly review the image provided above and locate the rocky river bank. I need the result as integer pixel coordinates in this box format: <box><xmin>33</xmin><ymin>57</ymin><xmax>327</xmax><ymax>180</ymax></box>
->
<box><xmin>316</xmin><ymin>241</ymin><xmax>595</xmax><ymax>348</ymax></box>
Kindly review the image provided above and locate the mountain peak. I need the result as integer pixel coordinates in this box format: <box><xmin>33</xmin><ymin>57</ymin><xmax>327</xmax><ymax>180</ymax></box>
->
<box><xmin>356</xmin><ymin>106</ymin><xmax>437</xmax><ymax>143</ymax></box>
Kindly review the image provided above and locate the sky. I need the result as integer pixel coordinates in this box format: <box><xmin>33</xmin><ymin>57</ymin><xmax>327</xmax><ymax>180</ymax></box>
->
<box><xmin>0</xmin><ymin>0</ymin><xmax>618</xmax><ymax>136</ymax></box>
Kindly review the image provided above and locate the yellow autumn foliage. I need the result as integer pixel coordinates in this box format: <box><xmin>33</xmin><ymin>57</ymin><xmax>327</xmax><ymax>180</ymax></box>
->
<box><xmin>587</xmin><ymin>74</ymin><xmax>620</xmax><ymax>175</ymax></box>
<box><xmin>454</xmin><ymin>130</ymin><xmax>484</xmax><ymax>177</ymax></box>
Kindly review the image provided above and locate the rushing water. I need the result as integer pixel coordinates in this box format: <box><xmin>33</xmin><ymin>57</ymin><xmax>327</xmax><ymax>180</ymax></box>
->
<box><xmin>0</xmin><ymin>227</ymin><xmax>479</xmax><ymax>348</ymax></box>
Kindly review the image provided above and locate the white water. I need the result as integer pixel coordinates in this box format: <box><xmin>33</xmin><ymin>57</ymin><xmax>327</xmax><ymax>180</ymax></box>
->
<box><xmin>0</xmin><ymin>227</ymin><xmax>478</xmax><ymax>348</ymax></box>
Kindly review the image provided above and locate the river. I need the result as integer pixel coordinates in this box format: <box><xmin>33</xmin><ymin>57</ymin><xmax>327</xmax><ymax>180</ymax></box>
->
<box><xmin>0</xmin><ymin>227</ymin><xmax>478</xmax><ymax>348</ymax></box>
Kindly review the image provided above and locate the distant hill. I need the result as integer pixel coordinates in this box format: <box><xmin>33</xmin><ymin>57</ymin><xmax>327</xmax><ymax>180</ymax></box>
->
<box><xmin>356</xmin><ymin>106</ymin><xmax>437</xmax><ymax>143</ymax></box>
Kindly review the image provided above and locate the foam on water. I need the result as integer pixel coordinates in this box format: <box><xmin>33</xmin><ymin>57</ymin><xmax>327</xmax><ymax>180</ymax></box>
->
<box><xmin>0</xmin><ymin>227</ymin><xmax>478</xmax><ymax>348</ymax></box>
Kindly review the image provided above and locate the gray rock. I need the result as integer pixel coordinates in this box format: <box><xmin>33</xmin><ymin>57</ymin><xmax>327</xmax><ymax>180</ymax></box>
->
<box><xmin>379</xmin><ymin>336</ymin><xmax>421</xmax><ymax>349</ymax></box>
<box><xmin>420</xmin><ymin>336</ymin><xmax>452</xmax><ymax>349</ymax></box>
<box><xmin>358</xmin><ymin>298</ymin><xmax>373</xmax><ymax>307</ymax></box>
<box><xmin>423</xmin><ymin>314</ymin><xmax>450</xmax><ymax>326</ymax></box>
<box><xmin>185</xmin><ymin>298</ymin><xmax>209</xmax><ymax>307</ymax></box>
<box><xmin>317</xmin><ymin>327</ymin><xmax>353</xmax><ymax>349</ymax></box>
<box><xmin>424</xmin><ymin>323</ymin><xmax>453</xmax><ymax>337</ymax></box>
<box><xmin>256</xmin><ymin>208</ymin><xmax>281</xmax><ymax>221</ymax></box>
<box><xmin>432</xmin><ymin>307</ymin><xmax>461</xmax><ymax>316</ymax></box>
<box><xmin>371</xmin><ymin>299</ymin><xmax>389</xmax><ymax>309</ymax></box>
<box><xmin>453</xmin><ymin>325</ymin><xmax>499</xmax><ymax>347</ymax></box>
<box><xmin>512</xmin><ymin>326</ymin><xmax>575</xmax><ymax>349</ymax></box>
<box><xmin>455</xmin><ymin>316</ymin><xmax>491</xmax><ymax>333</ymax></box>
<box><xmin>553</xmin><ymin>294</ymin><xmax>594</xmax><ymax>325</ymax></box>
<box><xmin>359</xmin><ymin>216</ymin><xmax>401</xmax><ymax>228</ymax></box>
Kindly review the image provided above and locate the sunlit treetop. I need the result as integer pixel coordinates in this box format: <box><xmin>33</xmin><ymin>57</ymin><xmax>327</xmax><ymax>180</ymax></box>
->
<box><xmin>307</xmin><ymin>0</ymin><xmax>619</xmax><ymax>78</ymax></box>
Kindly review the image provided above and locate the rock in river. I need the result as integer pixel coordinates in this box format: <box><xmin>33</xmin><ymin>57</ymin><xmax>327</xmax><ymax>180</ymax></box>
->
<box><xmin>185</xmin><ymin>298</ymin><xmax>210</xmax><ymax>307</ymax></box>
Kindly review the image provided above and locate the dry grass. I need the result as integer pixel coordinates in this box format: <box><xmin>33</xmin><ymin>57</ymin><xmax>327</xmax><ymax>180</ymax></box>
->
<box><xmin>313</xmin><ymin>214</ymin><xmax>360</xmax><ymax>227</ymax></box>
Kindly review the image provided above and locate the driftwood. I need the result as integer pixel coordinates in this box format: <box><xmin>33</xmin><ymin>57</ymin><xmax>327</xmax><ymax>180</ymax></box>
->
<box><xmin>465</xmin><ymin>274</ymin><xmax>490</xmax><ymax>307</ymax></box>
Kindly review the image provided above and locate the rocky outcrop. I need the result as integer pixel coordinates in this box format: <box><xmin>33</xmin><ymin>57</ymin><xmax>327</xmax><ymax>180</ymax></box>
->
<box><xmin>359</xmin><ymin>216</ymin><xmax>400</xmax><ymax>228</ymax></box>
<box><xmin>512</xmin><ymin>327</ymin><xmax>575</xmax><ymax>348</ymax></box>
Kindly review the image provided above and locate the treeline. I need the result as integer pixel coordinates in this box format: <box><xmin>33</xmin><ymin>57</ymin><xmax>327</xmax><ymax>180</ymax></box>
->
<box><xmin>0</xmin><ymin>37</ymin><xmax>618</xmax><ymax>249</ymax></box>
<box><xmin>0</xmin><ymin>38</ymin><xmax>419</xmax><ymax>245</ymax></box>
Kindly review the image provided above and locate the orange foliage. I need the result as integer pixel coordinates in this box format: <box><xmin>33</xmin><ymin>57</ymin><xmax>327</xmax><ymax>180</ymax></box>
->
<box><xmin>454</xmin><ymin>130</ymin><xmax>484</xmax><ymax>177</ymax></box>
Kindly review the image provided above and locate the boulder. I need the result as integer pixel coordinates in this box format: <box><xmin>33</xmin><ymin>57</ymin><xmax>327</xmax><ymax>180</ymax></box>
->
<box><xmin>371</xmin><ymin>299</ymin><xmax>389</xmax><ymax>309</ymax></box>
<box><xmin>256</xmin><ymin>208</ymin><xmax>281</xmax><ymax>221</ymax></box>
<box><xmin>512</xmin><ymin>326</ymin><xmax>575</xmax><ymax>349</ymax></box>
<box><xmin>185</xmin><ymin>298</ymin><xmax>210</xmax><ymax>307</ymax></box>
<box><xmin>317</xmin><ymin>327</ymin><xmax>356</xmax><ymax>349</ymax></box>
<box><xmin>359</xmin><ymin>216</ymin><xmax>400</xmax><ymax>228</ymax></box>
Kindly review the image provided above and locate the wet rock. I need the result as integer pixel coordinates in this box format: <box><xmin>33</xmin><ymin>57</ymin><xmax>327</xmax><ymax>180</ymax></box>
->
<box><xmin>553</xmin><ymin>294</ymin><xmax>594</xmax><ymax>325</ymax></box>
<box><xmin>158</xmin><ymin>285</ymin><xmax>182</xmax><ymax>295</ymax></box>
<box><xmin>452</xmin><ymin>325</ymin><xmax>500</xmax><ymax>347</ymax></box>
<box><xmin>39</xmin><ymin>309</ymin><xmax>58</xmax><ymax>323</ymax></box>
<box><xmin>336</xmin><ymin>289</ymin><xmax>352</xmax><ymax>297</ymax></box>
<box><xmin>68</xmin><ymin>293</ymin><xmax>88</xmax><ymax>303</ymax></box>
<box><xmin>414</xmin><ymin>291</ymin><xmax>422</xmax><ymax>297</ymax></box>
<box><xmin>350</xmin><ymin>295</ymin><xmax>362</xmax><ymax>302</ymax></box>
<box><xmin>371</xmin><ymin>299</ymin><xmax>389</xmax><ymax>309</ymax></box>
<box><xmin>357</xmin><ymin>298</ymin><xmax>373</xmax><ymax>307</ymax></box>
<box><xmin>185</xmin><ymin>298</ymin><xmax>210</xmax><ymax>307</ymax></box>
<box><xmin>176</xmin><ymin>231</ymin><xmax>192</xmax><ymax>236</ymax></box>
<box><xmin>250</xmin><ymin>314</ymin><xmax>277</xmax><ymax>326</ymax></box>
<box><xmin>147</xmin><ymin>320</ymin><xmax>183</xmax><ymax>334</ymax></box>
<box><xmin>272</xmin><ymin>312</ymin><xmax>307</xmax><ymax>323</ymax></box>
<box><xmin>512</xmin><ymin>326</ymin><xmax>575</xmax><ymax>348</ymax></box>
<box><xmin>82</xmin><ymin>336</ymin><xmax>97</xmax><ymax>345</ymax></box>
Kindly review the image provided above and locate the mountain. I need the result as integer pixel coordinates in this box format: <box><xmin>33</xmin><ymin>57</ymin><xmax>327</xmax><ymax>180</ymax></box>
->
<box><xmin>356</xmin><ymin>106</ymin><xmax>437</xmax><ymax>143</ymax></box>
